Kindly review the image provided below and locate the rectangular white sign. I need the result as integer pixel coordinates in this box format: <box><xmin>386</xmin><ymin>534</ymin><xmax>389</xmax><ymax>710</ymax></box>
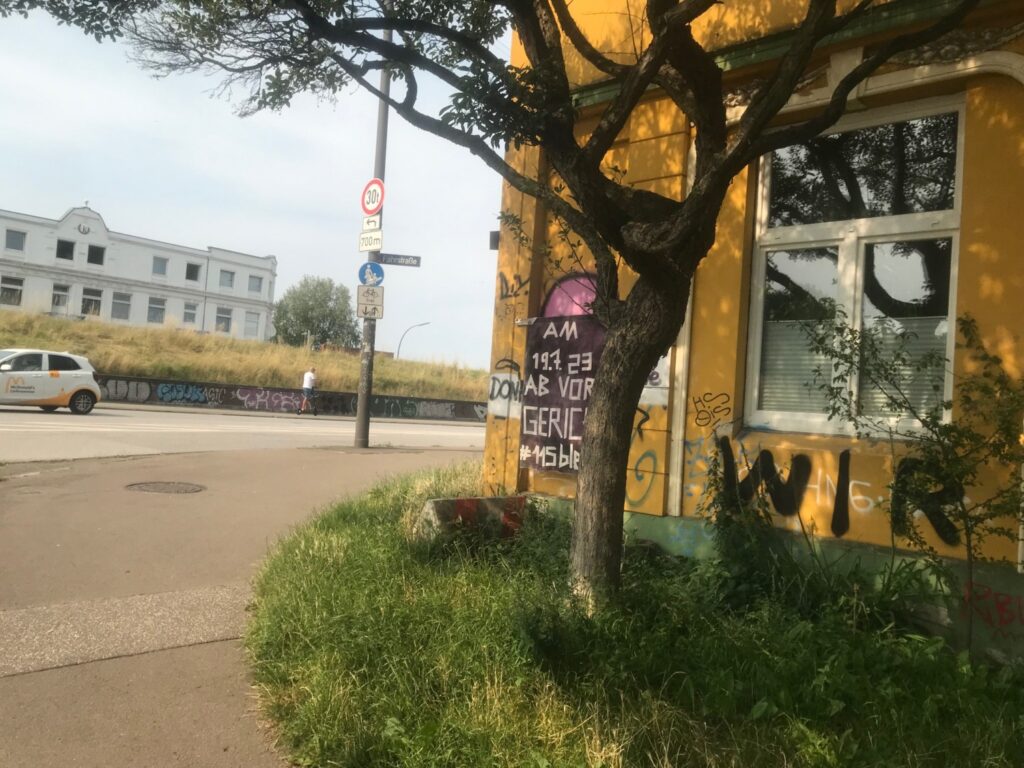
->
<box><xmin>357</xmin><ymin>303</ymin><xmax>384</xmax><ymax>320</ymax></box>
<box><xmin>358</xmin><ymin>231</ymin><xmax>383</xmax><ymax>252</ymax></box>
<box><xmin>356</xmin><ymin>285</ymin><xmax>384</xmax><ymax>306</ymax></box>
<box><xmin>362</xmin><ymin>215</ymin><xmax>381</xmax><ymax>231</ymax></box>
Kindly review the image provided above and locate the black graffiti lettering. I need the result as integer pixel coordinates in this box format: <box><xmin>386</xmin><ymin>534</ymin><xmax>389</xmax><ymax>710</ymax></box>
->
<box><xmin>499</xmin><ymin>272</ymin><xmax>529</xmax><ymax>300</ymax></box>
<box><xmin>831</xmin><ymin>450</ymin><xmax>851</xmax><ymax>537</ymax></box>
<box><xmin>891</xmin><ymin>458</ymin><xmax>961</xmax><ymax>546</ymax></box>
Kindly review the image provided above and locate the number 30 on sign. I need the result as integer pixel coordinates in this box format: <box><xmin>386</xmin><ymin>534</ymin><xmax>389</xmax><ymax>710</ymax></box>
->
<box><xmin>361</xmin><ymin>178</ymin><xmax>385</xmax><ymax>217</ymax></box>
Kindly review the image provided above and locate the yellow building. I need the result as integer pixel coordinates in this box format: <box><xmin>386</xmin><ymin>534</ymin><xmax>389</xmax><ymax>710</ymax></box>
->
<box><xmin>485</xmin><ymin>1</ymin><xmax>1024</xmax><ymax>647</ymax></box>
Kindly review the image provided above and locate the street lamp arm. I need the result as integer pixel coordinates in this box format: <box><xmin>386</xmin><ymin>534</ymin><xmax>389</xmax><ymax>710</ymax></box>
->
<box><xmin>396</xmin><ymin>321</ymin><xmax>430</xmax><ymax>359</ymax></box>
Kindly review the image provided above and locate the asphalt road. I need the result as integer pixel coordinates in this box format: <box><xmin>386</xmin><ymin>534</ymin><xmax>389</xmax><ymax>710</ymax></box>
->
<box><xmin>0</xmin><ymin>403</ymin><xmax>485</xmax><ymax>462</ymax></box>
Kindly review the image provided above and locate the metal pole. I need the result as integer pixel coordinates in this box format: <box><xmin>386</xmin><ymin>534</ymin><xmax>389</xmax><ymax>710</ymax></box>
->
<box><xmin>354</xmin><ymin>20</ymin><xmax>392</xmax><ymax>449</ymax></box>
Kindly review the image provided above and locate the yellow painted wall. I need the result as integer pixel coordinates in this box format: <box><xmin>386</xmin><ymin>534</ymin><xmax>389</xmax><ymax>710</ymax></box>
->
<box><xmin>491</xmin><ymin>3</ymin><xmax>1024</xmax><ymax>563</ymax></box>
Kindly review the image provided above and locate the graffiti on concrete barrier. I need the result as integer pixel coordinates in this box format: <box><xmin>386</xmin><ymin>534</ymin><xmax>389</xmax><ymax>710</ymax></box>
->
<box><xmin>93</xmin><ymin>375</ymin><xmax>484</xmax><ymax>422</ymax></box>
<box><xmin>100</xmin><ymin>378</ymin><xmax>152</xmax><ymax>403</ymax></box>
<box><xmin>156</xmin><ymin>382</ymin><xmax>226</xmax><ymax>406</ymax></box>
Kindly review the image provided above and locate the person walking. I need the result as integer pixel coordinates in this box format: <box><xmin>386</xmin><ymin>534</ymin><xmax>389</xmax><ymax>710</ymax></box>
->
<box><xmin>297</xmin><ymin>366</ymin><xmax>317</xmax><ymax>415</ymax></box>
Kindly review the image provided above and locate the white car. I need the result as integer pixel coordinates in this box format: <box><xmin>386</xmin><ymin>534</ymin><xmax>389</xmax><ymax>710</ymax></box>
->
<box><xmin>0</xmin><ymin>348</ymin><xmax>102</xmax><ymax>415</ymax></box>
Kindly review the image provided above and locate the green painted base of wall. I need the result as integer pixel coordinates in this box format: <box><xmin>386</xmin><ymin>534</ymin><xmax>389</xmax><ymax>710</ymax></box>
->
<box><xmin>531</xmin><ymin>495</ymin><xmax>1024</xmax><ymax>662</ymax></box>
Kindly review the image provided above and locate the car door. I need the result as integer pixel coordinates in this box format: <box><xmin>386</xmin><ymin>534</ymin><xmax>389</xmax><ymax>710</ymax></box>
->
<box><xmin>0</xmin><ymin>352</ymin><xmax>47</xmax><ymax>404</ymax></box>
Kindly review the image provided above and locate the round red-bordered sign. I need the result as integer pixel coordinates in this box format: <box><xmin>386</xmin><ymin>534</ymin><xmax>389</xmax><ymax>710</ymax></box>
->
<box><xmin>361</xmin><ymin>178</ymin><xmax>385</xmax><ymax>216</ymax></box>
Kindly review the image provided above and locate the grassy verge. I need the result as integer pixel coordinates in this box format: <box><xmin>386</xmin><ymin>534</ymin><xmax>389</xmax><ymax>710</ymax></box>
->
<box><xmin>247</xmin><ymin>464</ymin><xmax>1024</xmax><ymax>768</ymax></box>
<box><xmin>0</xmin><ymin>313</ymin><xmax>487</xmax><ymax>401</ymax></box>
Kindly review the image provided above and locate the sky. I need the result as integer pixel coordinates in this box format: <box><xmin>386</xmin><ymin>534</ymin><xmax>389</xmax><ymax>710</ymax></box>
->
<box><xmin>0</xmin><ymin>12</ymin><xmax>508</xmax><ymax>369</ymax></box>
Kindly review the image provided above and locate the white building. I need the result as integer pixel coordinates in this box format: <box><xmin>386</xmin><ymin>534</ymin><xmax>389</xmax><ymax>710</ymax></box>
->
<box><xmin>0</xmin><ymin>206</ymin><xmax>276</xmax><ymax>340</ymax></box>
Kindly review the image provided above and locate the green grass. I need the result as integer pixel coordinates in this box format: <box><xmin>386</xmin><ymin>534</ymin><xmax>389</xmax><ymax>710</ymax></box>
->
<box><xmin>0</xmin><ymin>312</ymin><xmax>488</xmax><ymax>401</ymax></box>
<box><xmin>246</xmin><ymin>464</ymin><xmax>1024</xmax><ymax>767</ymax></box>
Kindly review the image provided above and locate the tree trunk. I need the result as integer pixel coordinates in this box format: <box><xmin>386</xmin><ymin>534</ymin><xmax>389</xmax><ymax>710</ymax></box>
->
<box><xmin>570</xmin><ymin>276</ymin><xmax>688</xmax><ymax>606</ymax></box>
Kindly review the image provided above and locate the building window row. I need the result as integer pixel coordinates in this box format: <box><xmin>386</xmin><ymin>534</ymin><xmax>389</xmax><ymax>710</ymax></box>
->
<box><xmin>53</xmin><ymin>239</ymin><xmax>105</xmax><ymax>265</ymax></box>
<box><xmin>218</xmin><ymin>269</ymin><xmax>264</xmax><ymax>295</ymax></box>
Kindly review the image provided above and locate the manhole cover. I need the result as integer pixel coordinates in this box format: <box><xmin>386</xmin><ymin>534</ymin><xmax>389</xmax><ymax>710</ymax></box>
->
<box><xmin>126</xmin><ymin>482</ymin><xmax>206</xmax><ymax>494</ymax></box>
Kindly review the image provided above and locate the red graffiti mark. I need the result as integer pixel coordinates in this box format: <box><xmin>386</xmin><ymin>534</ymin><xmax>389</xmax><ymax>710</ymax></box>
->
<box><xmin>962</xmin><ymin>582</ymin><xmax>1024</xmax><ymax>629</ymax></box>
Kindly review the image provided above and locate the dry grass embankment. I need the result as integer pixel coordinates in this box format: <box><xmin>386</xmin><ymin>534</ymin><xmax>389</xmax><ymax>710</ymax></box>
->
<box><xmin>0</xmin><ymin>313</ymin><xmax>488</xmax><ymax>401</ymax></box>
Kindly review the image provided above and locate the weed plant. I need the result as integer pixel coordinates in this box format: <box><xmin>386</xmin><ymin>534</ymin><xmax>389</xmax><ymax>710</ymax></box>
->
<box><xmin>0</xmin><ymin>313</ymin><xmax>487</xmax><ymax>400</ymax></box>
<box><xmin>247</xmin><ymin>462</ymin><xmax>1024</xmax><ymax>768</ymax></box>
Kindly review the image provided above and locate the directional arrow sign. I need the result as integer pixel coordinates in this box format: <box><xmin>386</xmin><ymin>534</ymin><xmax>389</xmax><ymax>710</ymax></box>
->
<box><xmin>358</xmin><ymin>304</ymin><xmax>384</xmax><ymax>320</ymax></box>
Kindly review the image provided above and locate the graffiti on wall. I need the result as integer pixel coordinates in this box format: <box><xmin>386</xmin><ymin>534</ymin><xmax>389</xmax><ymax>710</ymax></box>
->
<box><xmin>963</xmin><ymin>583</ymin><xmax>1024</xmax><ymax>642</ymax></box>
<box><xmin>692</xmin><ymin>392</ymin><xmax>732</xmax><ymax>430</ymax></box>
<box><xmin>519</xmin><ymin>315</ymin><xmax>605</xmax><ymax>471</ymax></box>
<box><xmin>683</xmin><ymin>434</ymin><xmax>962</xmax><ymax>545</ymax></box>
<box><xmin>625</xmin><ymin>407</ymin><xmax>659</xmax><ymax>506</ymax></box>
<box><xmin>498</xmin><ymin>272</ymin><xmax>530</xmax><ymax>301</ymax></box>
<box><xmin>94</xmin><ymin>376</ymin><xmax>485</xmax><ymax>422</ymax></box>
<box><xmin>488</xmin><ymin>358</ymin><xmax>523</xmax><ymax>420</ymax></box>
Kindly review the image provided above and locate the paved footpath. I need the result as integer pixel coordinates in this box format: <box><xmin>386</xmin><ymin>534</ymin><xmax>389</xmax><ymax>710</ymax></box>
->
<box><xmin>0</xmin><ymin>446</ymin><xmax>478</xmax><ymax>767</ymax></box>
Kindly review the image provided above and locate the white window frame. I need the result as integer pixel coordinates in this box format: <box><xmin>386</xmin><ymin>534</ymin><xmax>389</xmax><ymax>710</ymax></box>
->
<box><xmin>0</xmin><ymin>276</ymin><xmax>24</xmax><ymax>306</ymax></box>
<box><xmin>5</xmin><ymin>229</ymin><xmax>26</xmax><ymax>252</ymax></box>
<box><xmin>152</xmin><ymin>255</ymin><xmax>169</xmax><ymax>277</ymax></box>
<box><xmin>147</xmin><ymin>296</ymin><xmax>167</xmax><ymax>324</ymax></box>
<box><xmin>111</xmin><ymin>292</ymin><xmax>132</xmax><ymax>321</ymax></box>
<box><xmin>219</xmin><ymin>270</ymin><xmax>235</xmax><ymax>289</ymax></box>
<box><xmin>248</xmin><ymin>274</ymin><xmax>263</xmax><ymax>293</ymax></box>
<box><xmin>215</xmin><ymin>306</ymin><xmax>232</xmax><ymax>333</ymax></box>
<box><xmin>745</xmin><ymin>95</ymin><xmax>965</xmax><ymax>436</ymax></box>
<box><xmin>51</xmin><ymin>283</ymin><xmax>70</xmax><ymax>311</ymax></box>
<box><xmin>244</xmin><ymin>310</ymin><xmax>260</xmax><ymax>338</ymax></box>
<box><xmin>183</xmin><ymin>301</ymin><xmax>198</xmax><ymax>325</ymax></box>
<box><xmin>81</xmin><ymin>288</ymin><xmax>102</xmax><ymax>316</ymax></box>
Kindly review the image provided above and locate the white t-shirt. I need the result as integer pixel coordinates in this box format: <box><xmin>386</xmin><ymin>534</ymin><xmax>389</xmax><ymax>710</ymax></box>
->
<box><xmin>302</xmin><ymin>371</ymin><xmax>316</xmax><ymax>389</ymax></box>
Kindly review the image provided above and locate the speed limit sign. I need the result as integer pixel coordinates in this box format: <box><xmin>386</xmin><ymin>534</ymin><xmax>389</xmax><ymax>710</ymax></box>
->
<box><xmin>361</xmin><ymin>178</ymin><xmax>385</xmax><ymax>216</ymax></box>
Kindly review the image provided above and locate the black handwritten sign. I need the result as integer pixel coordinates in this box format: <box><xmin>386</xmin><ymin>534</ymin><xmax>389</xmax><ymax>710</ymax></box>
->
<box><xmin>519</xmin><ymin>315</ymin><xmax>606</xmax><ymax>472</ymax></box>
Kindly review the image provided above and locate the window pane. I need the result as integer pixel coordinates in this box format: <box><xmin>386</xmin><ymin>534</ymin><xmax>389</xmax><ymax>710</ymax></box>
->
<box><xmin>768</xmin><ymin>112</ymin><xmax>958</xmax><ymax>228</ymax></box>
<box><xmin>186</xmin><ymin>263</ymin><xmax>201</xmax><ymax>281</ymax></box>
<box><xmin>111</xmin><ymin>292</ymin><xmax>132</xmax><ymax>320</ymax></box>
<box><xmin>220</xmin><ymin>270</ymin><xmax>234</xmax><ymax>289</ymax></box>
<box><xmin>245</xmin><ymin>311</ymin><xmax>259</xmax><ymax>337</ymax></box>
<box><xmin>215</xmin><ymin>307</ymin><xmax>232</xmax><ymax>332</ymax></box>
<box><xmin>5</xmin><ymin>229</ymin><xmax>26</xmax><ymax>251</ymax></box>
<box><xmin>49</xmin><ymin>354</ymin><xmax>80</xmax><ymax>371</ymax></box>
<box><xmin>859</xmin><ymin>238</ymin><xmax>952</xmax><ymax>418</ymax></box>
<box><xmin>248</xmin><ymin>275</ymin><xmax>262</xmax><ymax>293</ymax></box>
<box><xmin>56</xmin><ymin>240</ymin><xmax>75</xmax><ymax>260</ymax></box>
<box><xmin>0</xmin><ymin>276</ymin><xmax>24</xmax><ymax>306</ymax></box>
<box><xmin>52</xmin><ymin>284</ymin><xmax>70</xmax><ymax>309</ymax></box>
<box><xmin>9</xmin><ymin>353</ymin><xmax>42</xmax><ymax>371</ymax></box>
<box><xmin>148</xmin><ymin>298</ymin><xmax>166</xmax><ymax>324</ymax></box>
<box><xmin>153</xmin><ymin>256</ymin><xmax>168</xmax><ymax>276</ymax></box>
<box><xmin>183</xmin><ymin>302</ymin><xmax>198</xmax><ymax>324</ymax></box>
<box><xmin>757</xmin><ymin>247</ymin><xmax>838</xmax><ymax>412</ymax></box>
<box><xmin>87</xmin><ymin>245</ymin><xmax>105</xmax><ymax>265</ymax></box>
<box><xmin>81</xmin><ymin>288</ymin><xmax>102</xmax><ymax>316</ymax></box>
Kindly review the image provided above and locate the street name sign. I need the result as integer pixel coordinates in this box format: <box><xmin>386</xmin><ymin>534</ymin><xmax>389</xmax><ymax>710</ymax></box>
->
<box><xmin>378</xmin><ymin>252</ymin><xmax>422</xmax><ymax>267</ymax></box>
<box><xmin>358</xmin><ymin>230</ymin><xmax>383</xmax><ymax>253</ymax></box>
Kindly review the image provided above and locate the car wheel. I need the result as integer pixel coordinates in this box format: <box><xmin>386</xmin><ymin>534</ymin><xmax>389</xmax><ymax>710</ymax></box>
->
<box><xmin>69</xmin><ymin>391</ymin><xmax>97</xmax><ymax>415</ymax></box>
<box><xmin>39</xmin><ymin>406</ymin><xmax>59</xmax><ymax>412</ymax></box>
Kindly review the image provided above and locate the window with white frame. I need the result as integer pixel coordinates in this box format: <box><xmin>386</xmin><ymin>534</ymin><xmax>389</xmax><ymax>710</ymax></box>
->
<box><xmin>186</xmin><ymin>263</ymin><xmax>201</xmax><ymax>282</ymax></box>
<box><xmin>244</xmin><ymin>311</ymin><xmax>260</xmax><ymax>338</ymax></box>
<box><xmin>219</xmin><ymin>270</ymin><xmax>235</xmax><ymax>289</ymax></box>
<box><xmin>183</xmin><ymin>302</ymin><xmax>198</xmax><ymax>324</ymax></box>
<box><xmin>248</xmin><ymin>275</ymin><xmax>263</xmax><ymax>293</ymax></box>
<box><xmin>81</xmin><ymin>288</ymin><xmax>102</xmax><ymax>316</ymax></box>
<box><xmin>0</xmin><ymin>276</ymin><xmax>24</xmax><ymax>306</ymax></box>
<box><xmin>746</xmin><ymin>100</ymin><xmax>961</xmax><ymax>433</ymax></box>
<box><xmin>111</xmin><ymin>292</ymin><xmax>132</xmax><ymax>320</ymax></box>
<box><xmin>147</xmin><ymin>297</ymin><xmax>166</xmax><ymax>324</ymax></box>
<box><xmin>152</xmin><ymin>256</ymin><xmax>168</xmax><ymax>276</ymax></box>
<box><xmin>51</xmin><ymin>283</ymin><xmax>70</xmax><ymax>311</ymax></box>
<box><xmin>5</xmin><ymin>229</ymin><xmax>26</xmax><ymax>251</ymax></box>
<box><xmin>215</xmin><ymin>306</ymin><xmax>232</xmax><ymax>333</ymax></box>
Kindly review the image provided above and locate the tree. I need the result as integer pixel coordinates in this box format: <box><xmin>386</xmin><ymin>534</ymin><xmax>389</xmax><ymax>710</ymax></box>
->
<box><xmin>5</xmin><ymin>0</ymin><xmax>984</xmax><ymax>603</ymax></box>
<box><xmin>273</xmin><ymin>276</ymin><xmax>360</xmax><ymax>348</ymax></box>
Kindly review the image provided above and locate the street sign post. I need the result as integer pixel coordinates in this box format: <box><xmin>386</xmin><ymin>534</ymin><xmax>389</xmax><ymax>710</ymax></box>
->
<box><xmin>361</xmin><ymin>178</ymin><xmax>385</xmax><ymax>217</ymax></box>
<box><xmin>378</xmin><ymin>252</ymin><xmax>422</xmax><ymax>267</ymax></box>
<box><xmin>358</xmin><ymin>230</ymin><xmax>384</xmax><ymax>252</ymax></box>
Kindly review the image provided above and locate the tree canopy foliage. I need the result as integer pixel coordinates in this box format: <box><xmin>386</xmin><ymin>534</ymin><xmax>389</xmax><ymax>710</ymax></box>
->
<box><xmin>273</xmin><ymin>276</ymin><xmax>360</xmax><ymax>349</ymax></box>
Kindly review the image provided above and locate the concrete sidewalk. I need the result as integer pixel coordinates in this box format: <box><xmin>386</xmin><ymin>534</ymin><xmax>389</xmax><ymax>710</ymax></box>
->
<box><xmin>0</xmin><ymin>446</ymin><xmax>478</xmax><ymax>767</ymax></box>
